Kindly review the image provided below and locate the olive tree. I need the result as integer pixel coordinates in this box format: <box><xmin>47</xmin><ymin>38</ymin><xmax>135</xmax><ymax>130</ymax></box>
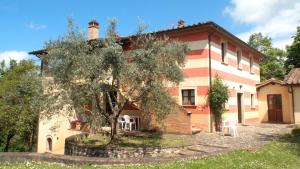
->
<box><xmin>44</xmin><ymin>19</ymin><xmax>189</xmax><ymax>142</ymax></box>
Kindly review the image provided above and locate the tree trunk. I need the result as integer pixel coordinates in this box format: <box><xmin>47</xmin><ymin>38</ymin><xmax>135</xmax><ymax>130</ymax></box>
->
<box><xmin>28</xmin><ymin>127</ymin><xmax>36</xmax><ymax>151</ymax></box>
<box><xmin>215</xmin><ymin>121</ymin><xmax>221</xmax><ymax>132</ymax></box>
<box><xmin>214</xmin><ymin>115</ymin><xmax>222</xmax><ymax>132</ymax></box>
<box><xmin>4</xmin><ymin>131</ymin><xmax>14</xmax><ymax>152</ymax></box>
<box><xmin>109</xmin><ymin>116</ymin><xmax>119</xmax><ymax>143</ymax></box>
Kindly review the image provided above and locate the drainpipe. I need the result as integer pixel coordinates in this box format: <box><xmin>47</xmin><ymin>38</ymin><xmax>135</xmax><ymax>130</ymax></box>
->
<box><xmin>291</xmin><ymin>86</ymin><xmax>296</xmax><ymax>124</ymax></box>
<box><xmin>208</xmin><ymin>31</ymin><xmax>214</xmax><ymax>133</ymax></box>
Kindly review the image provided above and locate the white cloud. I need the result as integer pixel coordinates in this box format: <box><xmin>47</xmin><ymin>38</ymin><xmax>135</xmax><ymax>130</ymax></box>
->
<box><xmin>0</xmin><ymin>51</ymin><xmax>31</xmax><ymax>65</ymax></box>
<box><xmin>26</xmin><ymin>22</ymin><xmax>47</xmax><ymax>30</ymax></box>
<box><xmin>225</xmin><ymin>0</ymin><xmax>300</xmax><ymax>49</ymax></box>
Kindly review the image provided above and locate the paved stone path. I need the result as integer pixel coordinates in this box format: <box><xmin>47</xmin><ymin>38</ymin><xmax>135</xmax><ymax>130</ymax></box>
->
<box><xmin>162</xmin><ymin>123</ymin><xmax>293</xmax><ymax>158</ymax></box>
<box><xmin>193</xmin><ymin>123</ymin><xmax>293</xmax><ymax>150</ymax></box>
<box><xmin>137</xmin><ymin>123</ymin><xmax>294</xmax><ymax>158</ymax></box>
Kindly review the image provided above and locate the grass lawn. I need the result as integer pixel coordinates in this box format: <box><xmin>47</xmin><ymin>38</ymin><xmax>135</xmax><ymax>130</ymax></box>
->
<box><xmin>1</xmin><ymin>130</ymin><xmax>300</xmax><ymax>169</ymax></box>
<box><xmin>80</xmin><ymin>134</ymin><xmax>193</xmax><ymax>148</ymax></box>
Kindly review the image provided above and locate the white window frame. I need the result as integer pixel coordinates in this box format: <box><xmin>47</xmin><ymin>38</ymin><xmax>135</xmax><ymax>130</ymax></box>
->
<box><xmin>220</xmin><ymin>40</ymin><xmax>228</xmax><ymax>64</ymax></box>
<box><xmin>236</xmin><ymin>48</ymin><xmax>242</xmax><ymax>70</ymax></box>
<box><xmin>249</xmin><ymin>54</ymin><xmax>254</xmax><ymax>74</ymax></box>
<box><xmin>180</xmin><ymin>87</ymin><xmax>197</xmax><ymax>106</ymax></box>
<box><xmin>251</xmin><ymin>93</ymin><xmax>255</xmax><ymax>109</ymax></box>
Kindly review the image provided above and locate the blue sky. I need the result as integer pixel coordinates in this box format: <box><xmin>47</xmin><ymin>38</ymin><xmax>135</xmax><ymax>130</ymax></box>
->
<box><xmin>0</xmin><ymin>0</ymin><xmax>299</xmax><ymax>63</ymax></box>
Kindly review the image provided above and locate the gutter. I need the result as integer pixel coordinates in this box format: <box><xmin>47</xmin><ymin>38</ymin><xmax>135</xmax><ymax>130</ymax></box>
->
<box><xmin>291</xmin><ymin>86</ymin><xmax>296</xmax><ymax>124</ymax></box>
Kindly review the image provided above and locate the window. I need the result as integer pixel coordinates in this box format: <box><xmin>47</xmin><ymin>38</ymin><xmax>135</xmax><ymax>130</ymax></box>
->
<box><xmin>237</xmin><ymin>50</ymin><xmax>242</xmax><ymax>69</ymax></box>
<box><xmin>249</xmin><ymin>55</ymin><xmax>254</xmax><ymax>73</ymax></box>
<box><xmin>221</xmin><ymin>42</ymin><xmax>226</xmax><ymax>63</ymax></box>
<box><xmin>182</xmin><ymin>89</ymin><xmax>195</xmax><ymax>105</ymax></box>
<box><xmin>251</xmin><ymin>94</ymin><xmax>255</xmax><ymax>108</ymax></box>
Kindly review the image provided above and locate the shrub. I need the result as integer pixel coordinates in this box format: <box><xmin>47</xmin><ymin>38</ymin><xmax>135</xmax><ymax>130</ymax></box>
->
<box><xmin>208</xmin><ymin>75</ymin><xmax>229</xmax><ymax>131</ymax></box>
<box><xmin>291</xmin><ymin>127</ymin><xmax>300</xmax><ymax>137</ymax></box>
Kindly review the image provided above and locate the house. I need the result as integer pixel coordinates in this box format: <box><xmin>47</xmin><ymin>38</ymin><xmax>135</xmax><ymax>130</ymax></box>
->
<box><xmin>29</xmin><ymin>19</ymin><xmax>263</xmax><ymax>154</ymax></box>
<box><xmin>257</xmin><ymin>68</ymin><xmax>300</xmax><ymax>124</ymax></box>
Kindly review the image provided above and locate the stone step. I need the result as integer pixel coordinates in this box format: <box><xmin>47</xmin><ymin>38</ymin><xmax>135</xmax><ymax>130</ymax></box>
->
<box><xmin>187</xmin><ymin>145</ymin><xmax>226</xmax><ymax>153</ymax></box>
<box><xmin>196</xmin><ymin>143</ymin><xmax>229</xmax><ymax>149</ymax></box>
<box><xmin>192</xmin><ymin>128</ymin><xmax>202</xmax><ymax>135</ymax></box>
<box><xmin>178</xmin><ymin>149</ymin><xmax>203</xmax><ymax>156</ymax></box>
<box><xmin>187</xmin><ymin>147</ymin><xmax>209</xmax><ymax>153</ymax></box>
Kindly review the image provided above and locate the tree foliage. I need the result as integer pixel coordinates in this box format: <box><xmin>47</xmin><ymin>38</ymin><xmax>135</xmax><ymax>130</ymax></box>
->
<box><xmin>208</xmin><ymin>75</ymin><xmax>229</xmax><ymax>131</ymax></box>
<box><xmin>44</xmin><ymin>18</ymin><xmax>189</xmax><ymax>141</ymax></box>
<box><xmin>248</xmin><ymin>33</ymin><xmax>287</xmax><ymax>81</ymax></box>
<box><xmin>285</xmin><ymin>26</ymin><xmax>300</xmax><ymax>72</ymax></box>
<box><xmin>0</xmin><ymin>60</ymin><xmax>42</xmax><ymax>152</ymax></box>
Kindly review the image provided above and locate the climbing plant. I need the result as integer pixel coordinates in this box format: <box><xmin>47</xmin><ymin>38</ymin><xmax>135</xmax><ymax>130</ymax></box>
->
<box><xmin>208</xmin><ymin>75</ymin><xmax>229</xmax><ymax>131</ymax></box>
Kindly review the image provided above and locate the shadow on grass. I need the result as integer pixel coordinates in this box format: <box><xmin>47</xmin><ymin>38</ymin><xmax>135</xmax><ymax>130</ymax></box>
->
<box><xmin>117</xmin><ymin>135</ymin><xmax>163</xmax><ymax>148</ymax></box>
<box><xmin>277</xmin><ymin>128</ymin><xmax>300</xmax><ymax>156</ymax></box>
<box><xmin>80</xmin><ymin>131</ymin><xmax>166</xmax><ymax>148</ymax></box>
<box><xmin>256</xmin><ymin>133</ymin><xmax>281</xmax><ymax>142</ymax></box>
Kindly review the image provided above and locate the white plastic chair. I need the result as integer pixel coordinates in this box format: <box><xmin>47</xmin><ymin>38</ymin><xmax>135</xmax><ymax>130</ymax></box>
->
<box><xmin>222</xmin><ymin>118</ymin><xmax>238</xmax><ymax>137</ymax></box>
<box><xmin>123</xmin><ymin>115</ymin><xmax>136</xmax><ymax>131</ymax></box>
<box><xmin>118</xmin><ymin>117</ymin><xmax>125</xmax><ymax>130</ymax></box>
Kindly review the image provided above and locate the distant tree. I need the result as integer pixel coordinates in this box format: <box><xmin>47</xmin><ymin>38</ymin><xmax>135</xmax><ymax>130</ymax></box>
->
<box><xmin>248</xmin><ymin>33</ymin><xmax>287</xmax><ymax>81</ymax></box>
<box><xmin>208</xmin><ymin>75</ymin><xmax>229</xmax><ymax>131</ymax></box>
<box><xmin>44</xmin><ymin>18</ymin><xmax>189</xmax><ymax>142</ymax></box>
<box><xmin>0</xmin><ymin>60</ymin><xmax>42</xmax><ymax>152</ymax></box>
<box><xmin>248</xmin><ymin>32</ymin><xmax>272</xmax><ymax>54</ymax></box>
<box><xmin>285</xmin><ymin>26</ymin><xmax>300</xmax><ymax>72</ymax></box>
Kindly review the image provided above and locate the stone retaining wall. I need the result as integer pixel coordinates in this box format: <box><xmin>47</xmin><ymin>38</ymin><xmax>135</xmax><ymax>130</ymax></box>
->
<box><xmin>0</xmin><ymin>151</ymin><xmax>210</xmax><ymax>166</ymax></box>
<box><xmin>65</xmin><ymin>134</ymin><xmax>184</xmax><ymax>158</ymax></box>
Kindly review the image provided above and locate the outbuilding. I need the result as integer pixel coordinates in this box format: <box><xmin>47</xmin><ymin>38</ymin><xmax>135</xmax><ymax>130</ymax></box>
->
<box><xmin>257</xmin><ymin>68</ymin><xmax>300</xmax><ymax>124</ymax></box>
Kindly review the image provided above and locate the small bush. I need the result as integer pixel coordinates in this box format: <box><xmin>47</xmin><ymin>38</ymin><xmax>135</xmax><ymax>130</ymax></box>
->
<box><xmin>291</xmin><ymin>127</ymin><xmax>300</xmax><ymax>137</ymax></box>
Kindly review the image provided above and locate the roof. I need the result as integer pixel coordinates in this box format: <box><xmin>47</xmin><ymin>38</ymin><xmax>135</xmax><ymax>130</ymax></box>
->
<box><xmin>284</xmin><ymin>68</ymin><xmax>300</xmax><ymax>85</ymax></box>
<box><xmin>29</xmin><ymin>21</ymin><xmax>264</xmax><ymax>58</ymax></box>
<box><xmin>256</xmin><ymin>78</ymin><xmax>284</xmax><ymax>89</ymax></box>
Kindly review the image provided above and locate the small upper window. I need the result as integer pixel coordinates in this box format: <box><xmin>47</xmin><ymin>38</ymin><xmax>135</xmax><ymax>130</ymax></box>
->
<box><xmin>182</xmin><ymin>89</ymin><xmax>195</xmax><ymax>105</ymax></box>
<box><xmin>221</xmin><ymin>42</ymin><xmax>227</xmax><ymax>63</ymax></box>
<box><xmin>249</xmin><ymin>55</ymin><xmax>254</xmax><ymax>73</ymax></box>
<box><xmin>237</xmin><ymin>50</ymin><xmax>242</xmax><ymax>69</ymax></box>
<box><xmin>251</xmin><ymin>94</ymin><xmax>255</xmax><ymax>108</ymax></box>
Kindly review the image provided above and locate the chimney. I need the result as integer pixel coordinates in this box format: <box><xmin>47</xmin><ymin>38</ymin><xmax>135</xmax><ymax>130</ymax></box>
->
<box><xmin>178</xmin><ymin>20</ymin><xmax>185</xmax><ymax>28</ymax></box>
<box><xmin>88</xmin><ymin>20</ymin><xmax>99</xmax><ymax>40</ymax></box>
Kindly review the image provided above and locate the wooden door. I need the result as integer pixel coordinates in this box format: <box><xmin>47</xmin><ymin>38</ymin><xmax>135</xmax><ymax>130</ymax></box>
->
<box><xmin>267</xmin><ymin>94</ymin><xmax>283</xmax><ymax>123</ymax></box>
<box><xmin>237</xmin><ymin>93</ymin><xmax>243</xmax><ymax>123</ymax></box>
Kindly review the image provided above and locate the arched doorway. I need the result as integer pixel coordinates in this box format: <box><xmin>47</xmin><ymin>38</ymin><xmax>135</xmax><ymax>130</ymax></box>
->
<box><xmin>46</xmin><ymin>136</ymin><xmax>52</xmax><ymax>151</ymax></box>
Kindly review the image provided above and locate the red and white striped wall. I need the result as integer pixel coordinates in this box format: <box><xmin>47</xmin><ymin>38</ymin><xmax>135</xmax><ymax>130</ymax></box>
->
<box><xmin>167</xmin><ymin>31</ymin><xmax>261</xmax><ymax>131</ymax></box>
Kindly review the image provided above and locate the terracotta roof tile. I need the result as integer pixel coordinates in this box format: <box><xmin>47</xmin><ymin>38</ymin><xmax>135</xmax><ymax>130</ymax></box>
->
<box><xmin>284</xmin><ymin>68</ymin><xmax>300</xmax><ymax>85</ymax></box>
<box><xmin>256</xmin><ymin>78</ymin><xmax>284</xmax><ymax>89</ymax></box>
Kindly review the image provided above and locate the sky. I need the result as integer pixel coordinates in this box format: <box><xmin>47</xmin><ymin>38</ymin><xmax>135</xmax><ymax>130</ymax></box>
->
<box><xmin>0</xmin><ymin>0</ymin><xmax>299</xmax><ymax>63</ymax></box>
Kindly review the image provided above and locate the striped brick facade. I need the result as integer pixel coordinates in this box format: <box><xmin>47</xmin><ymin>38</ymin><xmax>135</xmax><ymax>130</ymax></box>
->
<box><xmin>156</xmin><ymin>24</ymin><xmax>262</xmax><ymax>132</ymax></box>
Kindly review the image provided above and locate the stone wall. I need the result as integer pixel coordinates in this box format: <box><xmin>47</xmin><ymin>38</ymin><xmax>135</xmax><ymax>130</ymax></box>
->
<box><xmin>65</xmin><ymin>134</ymin><xmax>184</xmax><ymax>158</ymax></box>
